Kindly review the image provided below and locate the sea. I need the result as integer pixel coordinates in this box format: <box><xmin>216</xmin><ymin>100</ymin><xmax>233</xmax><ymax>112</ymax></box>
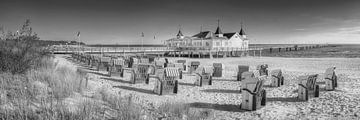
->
<box><xmin>86</xmin><ymin>44</ymin><xmax>327</xmax><ymax>49</ymax></box>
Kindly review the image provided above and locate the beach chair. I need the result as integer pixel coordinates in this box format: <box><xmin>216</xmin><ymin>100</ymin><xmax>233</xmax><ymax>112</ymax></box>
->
<box><xmin>298</xmin><ymin>74</ymin><xmax>319</xmax><ymax>101</ymax></box>
<box><xmin>194</xmin><ymin>66</ymin><xmax>214</xmax><ymax>86</ymax></box>
<box><xmin>324</xmin><ymin>67</ymin><xmax>337</xmax><ymax>91</ymax></box>
<box><xmin>155</xmin><ymin>60</ymin><xmax>166</xmax><ymax>69</ymax></box>
<box><xmin>108</xmin><ymin>58</ymin><xmax>126</xmax><ymax>77</ymax></box>
<box><xmin>153</xmin><ymin>68</ymin><xmax>179</xmax><ymax>95</ymax></box>
<box><xmin>90</xmin><ymin>56</ymin><xmax>99</xmax><ymax>68</ymax></box>
<box><xmin>189</xmin><ymin>61</ymin><xmax>200</xmax><ymax>74</ymax></box>
<box><xmin>256</xmin><ymin>64</ymin><xmax>269</xmax><ymax>76</ymax></box>
<box><xmin>237</xmin><ymin>65</ymin><xmax>250</xmax><ymax>81</ymax></box>
<box><xmin>241</xmin><ymin>77</ymin><xmax>266</xmax><ymax>111</ymax></box>
<box><xmin>85</xmin><ymin>54</ymin><xmax>92</xmax><ymax>66</ymax></box>
<box><xmin>165</xmin><ymin>62</ymin><xmax>176</xmax><ymax>68</ymax></box>
<box><xmin>166</xmin><ymin>63</ymin><xmax>184</xmax><ymax>79</ymax></box>
<box><xmin>96</xmin><ymin>57</ymin><xmax>111</xmax><ymax>72</ymax></box>
<box><xmin>212</xmin><ymin>63</ymin><xmax>224</xmax><ymax>77</ymax></box>
<box><xmin>177</xmin><ymin>60</ymin><xmax>187</xmax><ymax>71</ymax></box>
<box><xmin>241</xmin><ymin>71</ymin><xmax>255</xmax><ymax>81</ymax></box>
<box><xmin>139</xmin><ymin>58</ymin><xmax>150</xmax><ymax>64</ymax></box>
<box><xmin>270</xmin><ymin>69</ymin><xmax>284</xmax><ymax>87</ymax></box>
<box><xmin>148</xmin><ymin>56</ymin><xmax>155</xmax><ymax>63</ymax></box>
<box><xmin>130</xmin><ymin>64</ymin><xmax>154</xmax><ymax>84</ymax></box>
<box><xmin>129</xmin><ymin>57</ymin><xmax>139</xmax><ymax>68</ymax></box>
<box><xmin>81</xmin><ymin>54</ymin><xmax>87</xmax><ymax>63</ymax></box>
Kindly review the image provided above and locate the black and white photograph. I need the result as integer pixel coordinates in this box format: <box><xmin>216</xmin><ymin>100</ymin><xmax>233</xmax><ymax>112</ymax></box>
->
<box><xmin>0</xmin><ymin>0</ymin><xmax>360</xmax><ymax>119</ymax></box>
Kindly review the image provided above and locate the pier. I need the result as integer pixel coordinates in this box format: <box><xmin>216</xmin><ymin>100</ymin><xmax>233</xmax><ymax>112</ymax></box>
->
<box><xmin>50</xmin><ymin>44</ymin><xmax>330</xmax><ymax>58</ymax></box>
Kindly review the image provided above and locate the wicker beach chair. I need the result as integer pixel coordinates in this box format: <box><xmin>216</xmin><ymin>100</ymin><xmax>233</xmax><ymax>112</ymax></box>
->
<box><xmin>166</xmin><ymin>62</ymin><xmax>184</xmax><ymax>79</ymax></box>
<box><xmin>241</xmin><ymin>77</ymin><xmax>266</xmax><ymax>111</ymax></box>
<box><xmin>139</xmin><ymin>58</ymin><xmax>150</xmax><ymax>64</ymax></box>
<box><xmin>212</xmin><ymin>63</ymin><xmax>224</xmax><ymax>77</ymax></box>
<box><xmin>153</xmin><ymin>68</ymin><xmax>179</xmax><ymax>95</ymax></box>
<box><xmin>108</xmin><ymin>58</ymin><xmax>126</xmax><ymax>77</ymax></box>
<box><xmin>241</xmin><ymin>71</ymin><xmax>255</xmax><ymax>81</ymax></box>
<box><xmin>237</xmin><ymin>65</ymin><xmax>250</xmax><ymax>81</ymax></box>
<box><xmin>298</xmin><ymin>74</ymin><xmax>319</xmax><ymax>101</ymax></box>
<box><xmin>129</xmin><ymin>57</ymin><xmax>139</xmax><ymax>68</ymax></box>
<box><xmin>90</xmin><ymin>56</ymin><xmax>99</xmax><ymax>68</ymax></box>
<box><xmin>130</xmin><ymin>64</ymin><xmax>154</xmax><ymax>84</ymax></box>
<box><xmin>177</xmin><ymin>60</ymin><xmax>187</xmax><ymax>71</ymax></box>
<box><xmin>324</xmin><ymin>67</ymin><xmax>337</xmax><ymax>91</ymax></box>
<box><xmin>256</xmin><ymin>64</ymin><xmax>269</xmax><ymax>76</ymax></box>
<box><xmin>155</xmin><ymin>59</ymin><xmax>166</xmax><ymax>69</ymax></box>
<box><xmin>189</xmin><ymin>61</ymin><xmax>200</xmax><ymax>74</ymax></box>
<box><xmin>96</xmin><ymin>57</ymin><xmax>111</xmax><ymax>72</ymax></box>
<box><xmin>194</xmin><ymin>66</ymin><xmax>214</xmax><ymax>86</ymax></box>
<box><xmin>270</xmin><ymin>69</ymin><xmax>284</xmax><ymax>87</ymax></box>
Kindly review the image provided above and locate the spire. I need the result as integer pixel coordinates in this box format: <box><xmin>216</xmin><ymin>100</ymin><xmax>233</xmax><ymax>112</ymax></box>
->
<box><xmin>239</xmin><ymin>22</ymin><xmax>246</xmax><ymax>36</ymax></box>
<box><xmin>176</xmin><ymin>25</ymin><xmax>184</xmax><ymax>39</ymax></box>
<box><xmin>215</xmin><ymin>19</ymin><xmax>223</xmax><ymax>35</ymax></box>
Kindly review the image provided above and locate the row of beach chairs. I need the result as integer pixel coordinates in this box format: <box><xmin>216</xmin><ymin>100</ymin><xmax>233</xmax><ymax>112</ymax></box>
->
<box><xmin>70</xmin><ymin>53</ymin><xmax>339</xmax><ymax>111</ymax></box>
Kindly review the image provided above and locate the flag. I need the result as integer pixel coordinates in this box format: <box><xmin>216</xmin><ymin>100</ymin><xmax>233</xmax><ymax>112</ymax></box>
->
<box><xmin>141</xmin><ymin>32</ymin><xmax>144</xmax><ymax>37</ymax></box>
<box><xmin>77</xmin><ymin>31</ymin><xmax>80</xmax><ymax>37</ymax></box>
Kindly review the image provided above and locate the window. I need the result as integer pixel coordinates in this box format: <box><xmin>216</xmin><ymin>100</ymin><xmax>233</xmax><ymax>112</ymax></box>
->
<box><xmin>206</xmin><ymin>42</ymin><xmax>210</xmax><ymax>46</ymax></box>
<box><xmin>225</xmin><ymin>42</ymin><xmax>228</xmax><ymax>46</ymax></box>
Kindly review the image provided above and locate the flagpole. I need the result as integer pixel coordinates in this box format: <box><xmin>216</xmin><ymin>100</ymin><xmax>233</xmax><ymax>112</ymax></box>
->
<box><xmin>141</xmin><ymin>32</ymin><xmax>144</xmax><ymax>56</ymax></box>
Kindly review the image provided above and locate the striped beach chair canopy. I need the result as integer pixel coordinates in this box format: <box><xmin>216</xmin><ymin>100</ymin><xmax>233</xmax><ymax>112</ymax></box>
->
<box><xmin>253</xmin><ymin>70</ymin><xmax>261</xmax><ymax>77</ymax></box>
<box><xmin>113</xmin><ymin>59</ymin><xmax>125</xmax><ymax>66</ymax></box>
<box><xmin>140</xmin><ymin>58</ymin><xmax>149</xmax><ymax>64</ymax></box>
<box><xmin>165</xmin><ymin>67</ymin><xmax>180</xmax><ymax>77</ymax></box>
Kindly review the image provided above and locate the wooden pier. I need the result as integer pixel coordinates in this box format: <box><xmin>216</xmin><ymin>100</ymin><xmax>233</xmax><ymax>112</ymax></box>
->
<box><xmin>51</xmin><ymin>44</ymin><xmax>330</xmax><ymax>58</ymax></box>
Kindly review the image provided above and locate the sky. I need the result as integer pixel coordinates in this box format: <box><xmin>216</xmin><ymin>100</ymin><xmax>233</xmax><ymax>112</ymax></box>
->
<box><xmin>1</xmin><ymin>0</ymin><xmax>360</xmax><ymax>44</ymax></box>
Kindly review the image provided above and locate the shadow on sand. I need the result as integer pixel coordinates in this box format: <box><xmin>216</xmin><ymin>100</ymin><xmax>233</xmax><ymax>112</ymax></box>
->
<box><xmin>267</xmin><ymin>97</ymin><xmax>304</xmax><ymax>102</ymax></box>
<box><xmin>88</xmin><ymin>71</ymin><xmax>110</xmax><ymax>77</ymax></box>
<box><xmin>113</xmin><ymin>86</ymin><xmax>156</xmax><ymax>95</ymax></box>
<box><xmin>201</xmin><ymin>89</ymin><xmax>240</xmax><ymax>94</ymax></box>
<box><xmin>178</xmin><ymin>82</ymin><xmax>196</xmax><ymax>87</ymax></box>
<box><xmin>188</xmin><ymin>102</ymin><xmax>249</xmax><ymax>112</ymax></box>
<box><xmin>212</xmin><ymin>78</ymin><xmax>238</xmax><ymax>82</ymax></box>
<box><xmin>101</xmin><ymin>77</ymin><xmax>131</xmax><ymax>84</ymax></box>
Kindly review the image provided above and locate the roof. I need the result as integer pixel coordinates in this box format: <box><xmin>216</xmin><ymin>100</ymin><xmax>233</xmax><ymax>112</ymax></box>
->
<box><xmin>223</xmin><ymin>33</ymin><xmax>236</xmax><ymax>39</ymax></box>
<box><xmin>176</xmin><ymin>30</ymin><xmax>183</xmax><ymax>37</ymax></box>
<box><xmin>192</xmin><ymin>31</ymin><xmax>213</xmax><ymax>38</ymax></box>
<box><xmin>239</xmin><ymin>28</ymin><xmax>246</xmax><ymax>35</ymax></box>
<box><xmin>215</xmin><ymin>26</ymin><xmax>223</xmax><ymax>34</ymax></box>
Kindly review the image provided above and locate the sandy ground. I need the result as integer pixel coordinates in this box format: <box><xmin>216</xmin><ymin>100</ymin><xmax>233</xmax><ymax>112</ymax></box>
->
<box><xmin>57</xmin><ymin>55</ymin><xmax>360</xmax><ymax>120</ymax></box>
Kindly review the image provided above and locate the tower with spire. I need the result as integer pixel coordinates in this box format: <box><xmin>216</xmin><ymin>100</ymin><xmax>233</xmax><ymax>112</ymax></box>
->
<box><xmin>239</xmin><ymin>22</ymin><xmax>246</xmax><ymax>38</ymax></box>
<box><xmin>176</xmin><ymin>25</ymin><xmax>184</xmax><ymax>39</ymax></box>
<box><xmin>215</xmin><ymin>19</ymin><xmax>223</xmax><ymax>37</ymax></box>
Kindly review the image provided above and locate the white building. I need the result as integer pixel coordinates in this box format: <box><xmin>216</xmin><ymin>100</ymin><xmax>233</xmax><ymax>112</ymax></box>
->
<box><xmin>165</xmin><ymin>24</ymin><xmax>249</xmax><ymax>50</ymax></box>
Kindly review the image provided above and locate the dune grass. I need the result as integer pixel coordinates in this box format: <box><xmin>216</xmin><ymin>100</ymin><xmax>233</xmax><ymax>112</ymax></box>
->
<box><xmin>0</xmin><ymin>56</ymin><xmax>212</xmax><ymax>120</ymax></box>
